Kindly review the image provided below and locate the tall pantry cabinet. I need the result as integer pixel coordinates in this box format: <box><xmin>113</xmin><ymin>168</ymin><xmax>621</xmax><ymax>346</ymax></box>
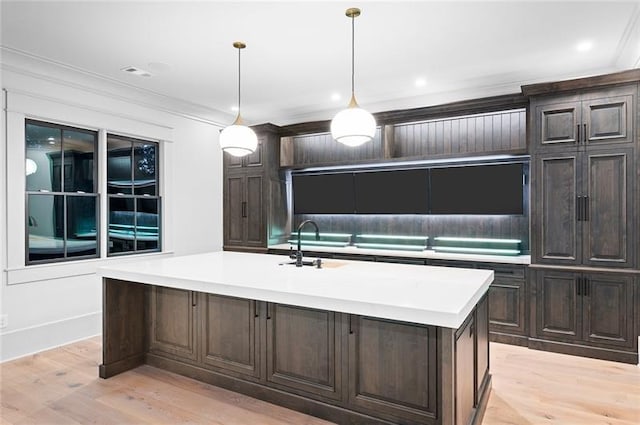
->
<box><xmin>223</xmin><ymin>124</ymin><xmax>288</xmax><ymax>252</ymax></box>
<box><xmin>525</xmin><ymin>73</ymin><xmax>639</xmax><ymax>363</ymax></box>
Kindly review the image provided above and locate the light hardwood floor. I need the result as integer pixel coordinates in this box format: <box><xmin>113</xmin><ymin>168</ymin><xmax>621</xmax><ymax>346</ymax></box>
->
<box><xmin>1</xmin><ymin>337</ymin><xmax>638</xmax><ymax>425</ymax></box>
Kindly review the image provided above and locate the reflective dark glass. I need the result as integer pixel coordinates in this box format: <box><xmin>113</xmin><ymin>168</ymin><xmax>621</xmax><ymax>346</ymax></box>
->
<box><xmin>66</xmin><ymin>195</ymin><xmax>98</xmax><ymax>258</ymax></box>
<box><xmin>109</xmin><ymin>197</ymin><xmax>135</xmax><ymax>254</ymax></box>
<box><xmin>107</xmin><ymin>136</ymin><xmax>133</xmax><ymax>195</ymax></box>
<box><xmin>136</xmin><ymin>198</ymin><xmax>159</xmax><ymax>251</ymax></box>
<box><xmin>62</xmin><ymin>129</ymin><xmax>96</xmax><ymax>192</ymax></box>
<box><xmin>27</xmin><ymin>194</ymin><xmax>64</xmax><ymax>261</ymax></box>
<box><xmin>26</xmin><ymin>123</ymin><xmax>62</xmax><ymax>192</ymax></box>
<box><xmin>133</xmin><ymin>142</ymin><xmax>157</xmax><ymax>195</ymax></box>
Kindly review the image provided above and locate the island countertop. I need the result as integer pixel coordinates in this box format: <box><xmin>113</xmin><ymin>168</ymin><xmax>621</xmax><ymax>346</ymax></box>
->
<box><xmin>98</xmin><ymin>251</ymin><xmax>493</xmax><ymax>329</ymax></box>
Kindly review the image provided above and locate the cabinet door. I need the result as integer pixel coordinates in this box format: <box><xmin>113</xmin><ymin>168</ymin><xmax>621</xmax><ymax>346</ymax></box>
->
<box><xmin>348</xmin><ymin>316</ymin><xmax>437</xmax><ymax>423</ymax></box>
<box><xmin>224</xmin><ymin>154</ymin><xmax>244</xmax><ymax>170</ymax></box>
<box><xmin>149</xmin><ymin>287</ymin><xmax>197</xmax><ymax>361</ymax></box>
<box><xmin>244</xmin><ymin>138</ymin><xmax>263</xmax><ymax>168</ymax></box>
<box><xmin>488</xmin><ymin>277</ymin><xmax>527</xmax><ymax>336</ymax></box>
<box><xmin>224</xmin><ymin>175</ymin><xmax>245</xmax><ymax>246</ymax></box>
<box><xmin>583</xmin><ymin>273</ymin><xmax>635</xmax><ymax>349</ymax></box>
<box><xmin>201</xmin><ymin>294</ymin><xmax>260</xmax><ymax>379</ymax></box>
<box><xmin>266</xmin><ymin>304</ymin><xmax>342</xmax><ymax>401</ymax></box>
<box><xmin>533</xmin><ymin>99</ymin><xmax>580</xmax><ymax>151</ymax></box>
<box><xmin>245</xmin><ymin>174</ymin><xmax>265</xmax><ymax>247</ymax></box>
<box><xmin>533</xmin><ymin>152</ymin><xmax>581</xmax><ymax>265</ymax></box>
<box><xmin>583</xmin><ymin>149</ymin><xmax>634</xmax><ymax>268</ymax></box>
<box><xmin>456</xmin><ymin>317</ymin><xmax>476</xmax><ymax>425</ymax></box>
<box><xmin>583</xmin><ymin>92</ymin><xmax>634</xmax><ymax>147</ymax></box>
<box><xmin>534</xmin><ymin>270</ymin><xmax>582</xmax><ymax>342</ymax></box>
<box><xmin>475</xmin><ymin>295</ymin><xmax>489</xmax><ymax>398</ymax></box>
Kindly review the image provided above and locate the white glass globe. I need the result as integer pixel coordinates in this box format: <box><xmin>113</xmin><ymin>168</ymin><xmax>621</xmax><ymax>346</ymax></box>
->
<box><xmin>330</xmin><ymin>106</ymin><xmax>376</xmax><ymax>147</ymax></box>
<box><xmin>25</xmin><ymin>158</ymin><xmax>38</xmax><ymax>176</ymax></box>
<box><xmin>219</xmin><ymin>124</ymin><xmax>258</xmax><ymax>157</ymax></box>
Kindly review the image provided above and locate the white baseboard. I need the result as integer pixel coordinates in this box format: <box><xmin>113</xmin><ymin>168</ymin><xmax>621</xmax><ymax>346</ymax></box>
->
<box><xmin>0</xmin><ymin>311</ymin><xmax>101</xmax><ymax>362</ymax></box>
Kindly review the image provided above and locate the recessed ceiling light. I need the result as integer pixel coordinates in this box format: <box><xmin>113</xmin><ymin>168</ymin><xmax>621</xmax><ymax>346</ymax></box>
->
<box><xmin>121</xmin><ymin>66</ymin><xmax>153</xmax><ymax>77</ymax></box>
<box><xmin>331</xmin><ymin>93</ymin><xmax>341</xmax><ymax>101</ymax></box>
<box><xmin>230</xmin><ymin>105</ymin><xmax>239</xmax><ymax>112</ymax></box>
<box><xmin>576</xmin><ymin>41</ymin><xmax>593</xmax><ymax>52</ymax></box>
<box><xmin>415</xmin><ymin>78</ymin><xmax>427</xmax><ymax>87</ymax></box>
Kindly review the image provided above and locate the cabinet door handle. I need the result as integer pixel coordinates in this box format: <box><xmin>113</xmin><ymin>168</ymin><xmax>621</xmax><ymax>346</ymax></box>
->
<box><xmin>583</xmin><ymin>196</ymin><xmax>589</xmax><ymax>221</ymax></box>
<box><xmin>241</xmin><ymin>201</ymin><xmax>247</xmax><ymax>218</ymax></box>
<box><xmin>576</xmin><ymin>196</ymin><xmax>582</xmax><ymax>221</ymax></box>
<box><xmin>191</xmin><ymin>292</ymin><xmax>197</xmax><ymax>307</ymax></box>
<box><xmin>349</xmin><ymin>315</ymin><xmax>354</xmax><ymax>335</ymax></box>
<box><xmin>583</xmin><ymin>123</ymin><xmax>587</xmax><ymax>144</ymax></box>
<box><xmin>266</xmin><ymin>303</ymin><xmax>271</xmax><ymax>320</ymax></box>
<box><xmin>576</xmin><ymin>124</ymin><xmax>581</xmax><ymax>144</ymax></box>
<box><xmin>254</xmin><ymin>300</ymin><xmax>259</xmax><ymax>318</ymax></box>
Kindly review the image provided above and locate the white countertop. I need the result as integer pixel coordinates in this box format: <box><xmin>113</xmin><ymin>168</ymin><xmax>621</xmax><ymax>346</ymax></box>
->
<box><xmin>269</xmin><ymin>243</ymin><xmax>531</xmax><ymax>265</ymax></box>
<box><xmin>98</xmin><ymin>251</ymin><xmax>493</xmax><ymax>329</ymax></box>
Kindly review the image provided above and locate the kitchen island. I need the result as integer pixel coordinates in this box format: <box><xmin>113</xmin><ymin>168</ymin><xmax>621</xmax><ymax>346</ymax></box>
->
<box><xmin>98</xmin><ymin>251</ymin><xmax>493</xmax><ymax>425</ymax></box>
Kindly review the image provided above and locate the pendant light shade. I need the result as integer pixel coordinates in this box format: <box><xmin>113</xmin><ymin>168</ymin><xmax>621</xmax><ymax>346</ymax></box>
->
<box><xmin>331</xmin><ymin>7</ymin><xmax>376</xmax><ymax>147</ymax></box>
<box><xmin>220</xmin><ymin>41</ymin><xmax>258</xmax><ymax>157</ymax></box>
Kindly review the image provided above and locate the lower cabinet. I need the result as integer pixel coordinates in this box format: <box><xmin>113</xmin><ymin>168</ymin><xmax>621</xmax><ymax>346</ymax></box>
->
<box><xmin>145</xmin><ymin>286</ymin><xmax>490</xmax><ymax>425</ymax></box>
<box><xmin>348</xmin><ymin>316</ymin><xmax>438</xmax><ymax>423</ymax></box>
<box><xmin>533</xmin><ymin>269</ymin><xmax>637</xmax><ymax>354</ymax></box>
<box><xmin>488</xmin><ymin>277</ymin><xmax>527</xmax><ymax>340</ymax></box>
<box><xmin>266</xmin><ymin>303</ymin><xmax>342</xmax><ymax>401</ymax></box>
<box><xmin>200</xmin><ymin>294</ymin><xmax>260</xmax><ymax>379</ymax></box>
<box><xmin>149</xmin><ymin>286</ymin><xmax>198</xmax><ymax>362</ymax></box>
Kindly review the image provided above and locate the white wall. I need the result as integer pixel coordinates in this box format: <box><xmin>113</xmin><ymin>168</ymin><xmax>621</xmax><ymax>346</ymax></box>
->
<box><xmin>0</xmin><ymin>52</ymin><xmax>224</xmax><ymax>361</ymax></box>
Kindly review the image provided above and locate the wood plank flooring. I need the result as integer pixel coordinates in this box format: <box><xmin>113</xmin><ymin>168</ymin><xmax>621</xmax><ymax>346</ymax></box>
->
<box><xmin>1</xmin><ymin>337</ymin><xmax>638</xmax><ymax>424</ymax></box>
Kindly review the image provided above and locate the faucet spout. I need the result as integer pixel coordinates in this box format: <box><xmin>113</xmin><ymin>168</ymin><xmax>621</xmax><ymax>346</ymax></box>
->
<box><xmin>296</xmin><ymin>220</ymin><xmax>320</xmax><ymax>267</ymax></box>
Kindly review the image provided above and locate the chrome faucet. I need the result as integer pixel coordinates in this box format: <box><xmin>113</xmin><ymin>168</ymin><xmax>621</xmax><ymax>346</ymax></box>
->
<box><xmin>295</xmin><ymin>220</ymin><xmax>320</xmax><ymax>267</ymax></box>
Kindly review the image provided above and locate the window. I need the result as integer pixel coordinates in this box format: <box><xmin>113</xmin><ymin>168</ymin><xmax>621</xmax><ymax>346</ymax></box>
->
<box><xmin>25</xmin><ymin>120</ymin><xmax>99</xmax><ymax>264</ymax></box>
<box><xmin>107</xmin><ymin>134</ymin><xmax>161</xmax><ymax>255</ymax></box>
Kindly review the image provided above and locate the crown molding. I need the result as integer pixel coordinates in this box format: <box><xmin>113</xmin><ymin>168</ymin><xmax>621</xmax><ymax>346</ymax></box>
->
<box><xmin>0</xmin><ymin>46</ymin><xmax>230</xmax><ymax>127</ymax></box>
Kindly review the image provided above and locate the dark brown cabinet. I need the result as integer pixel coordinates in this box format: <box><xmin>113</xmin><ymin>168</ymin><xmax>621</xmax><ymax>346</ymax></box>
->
<box><xmin>455</xmin><ymin>316</ymin><xmax>476</xmax><ymax>425</ymax></box>
<box><xmin>532</xmin><ymin>85</ymin><xmax>635</xmax><ymax>151</ymax></box>
<box><xmin>266</xmin><ymin>304</ymin><xmax>342</xmax><ymax>401</ymax></box>
<box><xmin>149</xmin><ymin>286</ymin><xmax>198</xmax><ymax>362</ymax></box>
<box><xmin>348</xmin><ymin>315</ymin><xmax>438</xmax><ymax>424</ymax></box>
<box><xmin>223</xmin><ymin>125</ymin><xmax>288</xmax><ymax>251</ymax></box>
<box><xmin>533</xmin><ymin>148</ymin><xmax>635</xmax><ymax>268</ymax></box>
<box><xmin>200</xmin><ymin>294</ymin><xmax>260</xmax><ymax>379</ymax></box>
<box><xmin>533</xmin><ymin>269</ymin><xmax>636</xmax><ymax>351</ymax></box>
<box><xmin>224</xmin><ymin>173</ymin><xmax>265</xmax><ymax>248</ymax></box>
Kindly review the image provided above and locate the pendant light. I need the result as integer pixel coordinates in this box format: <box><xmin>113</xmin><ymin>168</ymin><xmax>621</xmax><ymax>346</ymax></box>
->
<box><xmin>219</xmin><ymin>41</ymin><xmax>258</xmax><ymax>157</ymax></box>
<box><xmin>330</xmin><ymin>7</ymin><xmax>376</xmax><ymax>147</ymax></box>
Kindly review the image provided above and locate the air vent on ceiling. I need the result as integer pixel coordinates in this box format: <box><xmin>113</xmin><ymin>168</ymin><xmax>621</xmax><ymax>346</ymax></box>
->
<box><xmin>121</xmin><ymin>66</ymin><xmax>153</xmax><ymax>77</ymax></box>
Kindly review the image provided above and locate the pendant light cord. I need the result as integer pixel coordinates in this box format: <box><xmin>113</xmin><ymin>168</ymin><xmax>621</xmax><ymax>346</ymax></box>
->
<box><xmin>351</xmin><ymin>13</ymin><xmax>355</xmax><ymax>97</ymax></box>
<box><xmin>237</xmin><ymin>46</ymin><xmax>242</xmax><ymax>114</ymax></box>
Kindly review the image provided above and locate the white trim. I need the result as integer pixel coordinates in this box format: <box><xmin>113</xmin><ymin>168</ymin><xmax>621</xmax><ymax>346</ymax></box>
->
<box><xmin>613</xmin><ymin>2</ymin><xmax>640</xmax><ymax>68</ymax></box>
<box><xmin>0</xmin><ymin>311</ymin><xmax>101</xmax><ymax>362</ymax></box>
<box><xmin>1</xmin><ymin>46</ymin><xmax>228</xmax><ymax>128</ymax></box>
<box><xmin>5</xmin><ymin>250</ymin><xmax>174</xmax><ymax>285</ymax></box>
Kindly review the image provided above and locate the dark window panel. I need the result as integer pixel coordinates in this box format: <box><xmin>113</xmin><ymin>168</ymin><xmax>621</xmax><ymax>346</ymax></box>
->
<box><xmin>136</xmin><ymin>198</ymin><xmax>159</xmax><ymax>251</ymax></box>
<box><xmin>107</xmin><ymin>136</ymin><xmax>133</xmax><ymax>195</ymax></box>
<box><xmin>27</xmin><ymin>194</ymin><xmax>64</xmax><ymax>262</ymax></box>
<box><xmin>66</xmin><ymin>195</ymin><xmax>98</xmax><ymax>258</ymax></box>
<box><xmin>109</xmin><ymin>197</ymin><xmax>135</xmax><ymax>254</ymax></box>
<box><xmin>133</xmin><ymin>142</ymin><xmax>157</xmax><ymax>196</ymax></box>
<box><xmin>63</xmin><ymin>129</ymin><xmax>97</xmax><ymax>193</ymax></box>
<box><xmin>26</xmin><ymin>123</ymin><xmax>61</xmax><ymax>192</ymax></box>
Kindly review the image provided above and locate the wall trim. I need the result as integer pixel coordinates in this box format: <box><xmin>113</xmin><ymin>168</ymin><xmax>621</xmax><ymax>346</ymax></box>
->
<box><xmin>0</xmin><ymin>311</ymin><xmax>101</xmax><ymax>362</ymax></box>
<box><xmin>1</xmin><ymin>46</ymin><xmax>227</xmax><ymax>128</ymax></box>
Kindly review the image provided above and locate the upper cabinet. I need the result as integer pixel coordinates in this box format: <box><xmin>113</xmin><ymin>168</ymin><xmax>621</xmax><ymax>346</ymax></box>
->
<box><xmin>224</xmin><ymin>137</ymin><xmax>264</xmax><ymax>170</ymax></box>
<box><xmin>531</xmin><ymin>84</ymin><xmax>636</xmax><ymax>152</ymax></box>
<box><xmin>528</xmin><ymin>78</ymin><xmax>638</xmax><ymax>269</ymax></box>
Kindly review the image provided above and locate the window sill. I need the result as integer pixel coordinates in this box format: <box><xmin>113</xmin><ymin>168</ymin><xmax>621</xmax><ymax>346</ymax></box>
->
<box><xmin>5</xmin><ymin>251</ymin><xmax>175</xmax><ymax>285</ymax></box>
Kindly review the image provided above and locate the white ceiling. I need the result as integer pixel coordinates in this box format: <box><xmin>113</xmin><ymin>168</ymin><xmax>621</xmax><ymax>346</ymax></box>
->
<box><xmin>2</xmin><ymin>1</ymin><xmax>640</xmax><ymax>127</ymax></box>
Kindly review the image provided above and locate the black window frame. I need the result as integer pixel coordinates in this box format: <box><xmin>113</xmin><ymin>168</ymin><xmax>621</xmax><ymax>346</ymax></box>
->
<box><xmin>106</xmin><ymin>134</ymin><xmax>162</xmax><ymax>257</ymax></box>
<box><xmin>25</xmin><ymin>119</ymin><xmax>100</xmax><ymax>265</ymax></box>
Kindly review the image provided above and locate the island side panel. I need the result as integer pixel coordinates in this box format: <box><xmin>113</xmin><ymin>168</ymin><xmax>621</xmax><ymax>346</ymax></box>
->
<box><xmin>99</xmin><ymin>278</ymin><xmax>147</xmax><ymax>378</ymax></box>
